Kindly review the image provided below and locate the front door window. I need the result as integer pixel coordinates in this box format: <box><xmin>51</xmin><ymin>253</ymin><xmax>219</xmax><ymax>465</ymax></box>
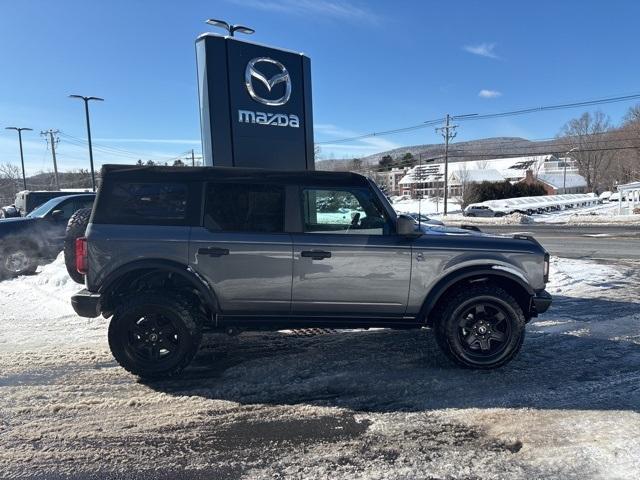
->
<box><xmin>302</xmin><ymin>188</ymin><xmax>390</xmax><ymax>235</ymax></box>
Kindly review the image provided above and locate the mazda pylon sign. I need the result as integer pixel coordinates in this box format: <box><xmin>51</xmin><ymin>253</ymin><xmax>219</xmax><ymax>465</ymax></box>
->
<box><xmin>195</xmin><ymin>34</ymin><xmax>314</xmax><ymax>170</ymax></box>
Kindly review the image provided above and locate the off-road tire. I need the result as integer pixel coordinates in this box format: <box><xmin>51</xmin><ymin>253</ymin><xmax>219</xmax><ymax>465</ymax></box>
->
<box><xmin>64</xmin><ymin>208</ymin><xmax>92</xmax><ymax>284</ymax></box>
<box><xmin>432</xmin><ymin>284</ymin><xmax>526</xmax><ymax>369</ymax></box>
<box><xmin>108</xmin><ymin>293</ymin><xmax>203</xmax><ymax>379</ymax></box>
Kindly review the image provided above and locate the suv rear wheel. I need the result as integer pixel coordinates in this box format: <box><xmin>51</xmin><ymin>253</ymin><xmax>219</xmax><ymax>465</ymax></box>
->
<box><xmin>108</xmin><ymin>293</ymin><xmax>203</xmax><ymax>378</ymax></box>
<box><xmin>433</xmin><ymin>284</ymin><xmax>525</xmax><ymax>369</ymax></box>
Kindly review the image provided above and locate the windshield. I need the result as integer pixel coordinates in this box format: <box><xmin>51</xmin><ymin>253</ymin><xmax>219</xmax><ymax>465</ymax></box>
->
<box><xmin>26</xmin><ymin>197</ymin><xmax>64</xmax><ymax>218</ymax></box>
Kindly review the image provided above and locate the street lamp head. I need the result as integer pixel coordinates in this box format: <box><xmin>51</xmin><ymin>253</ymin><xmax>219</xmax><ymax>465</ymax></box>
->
<box><xmin>206</xmin><ymin>18</ymin><xmax>254</xmax><ymax>37</ymax></box>
<box><xmin>206</xmin><ymin>18</ymin><xmax>231</xmax><ymax>33</ymax></box>
<box><xmin>232</xmin><ymin>25</ymin><xmax>255</xmax><ymax>35</ymax></box>
<box><xmin>69</xmin><ymin>94</ymin><xmax>104</xmax><ymax>102</ymax></box>
<box><xmin>5</xmin><ymin>126</ymin><xmax>33</xmax><ymax>132</ymax></box>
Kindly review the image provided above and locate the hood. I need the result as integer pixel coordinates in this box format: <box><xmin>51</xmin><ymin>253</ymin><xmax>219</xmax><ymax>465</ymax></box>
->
<box><xmin>415</xmin><ymin>224</ymin><xmax>545</xmax><ymax>254</ymax></box>
<box><xmin>0</xmin><ymin>216</ymin><xmax>39</xmax><ymax>234</ymax></box>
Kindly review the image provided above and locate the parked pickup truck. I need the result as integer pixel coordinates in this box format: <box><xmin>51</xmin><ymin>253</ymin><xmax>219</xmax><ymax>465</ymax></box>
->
<box><xmin>0</xmin><ymin>193</ymin><xmax>95</xmax><ymax>278</ymax></box>
<box><xmin>71</xmin><ymin>165</ymin><xmax>551</xmax><ymax>378</ymax></box>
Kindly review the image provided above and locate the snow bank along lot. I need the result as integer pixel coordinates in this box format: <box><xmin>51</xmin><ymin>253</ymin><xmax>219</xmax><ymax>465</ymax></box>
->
<box><xmin>391</xmin><ymin>197</ymin><xmax>640</xmax><ymax>226</ymax></box>
<box><xmin>1</xmin><ymin>255</ymin><xmax>639</xmax><ymax>479</ymax></box>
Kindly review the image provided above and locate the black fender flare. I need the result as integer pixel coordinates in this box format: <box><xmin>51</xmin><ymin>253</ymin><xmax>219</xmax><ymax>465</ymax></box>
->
<box><xmin>98</xmin><ymin>259</ymin><xmax>220</xmax><ymax>314</ymax></box>
<box><xmin>419</xmin><ymin>265</ymin><xmax>535</xmax><ymax>323</ymax></box>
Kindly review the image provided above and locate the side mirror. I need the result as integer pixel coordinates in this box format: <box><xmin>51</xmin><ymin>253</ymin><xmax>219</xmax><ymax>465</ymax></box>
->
<box><xmin>396</xmin><ymin>214</ymin><xmax>421</xmax><ymax>237</ymax></box>
<box><xmin>50</xmin><ymin>209</ymin><xmax>64</xmax><ymax>220</ymax></box>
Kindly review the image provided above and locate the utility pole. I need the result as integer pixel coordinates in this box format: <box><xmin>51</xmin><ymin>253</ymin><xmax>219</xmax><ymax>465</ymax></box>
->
<box><xmin>5</xmin><ymin>126</ymin><xmax>32</xmax><ymax>190</ymax></box>
<box><xmin>436</xmin><ymin>114</ymin><xmax>457</xmax><ymax>215</ymax></box>
<box><xmin>435</xmin><ymin>113</ymin><xmax>477</xmax><ymax>215</ymax></box>
<box><xmin>191</xmin><ymin>149</ymin><xmax>195</xmax><ymax>167</ymax></box>
<box><xmin>41</xmin><ymin>129</ymin><xmax>61</xmax><ymax>190</ymax></box>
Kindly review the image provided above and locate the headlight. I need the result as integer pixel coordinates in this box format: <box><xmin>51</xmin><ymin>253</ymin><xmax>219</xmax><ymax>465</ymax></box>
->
<box><xmin>543</xmin><ymin>253</ymin><xmax>550</xmax><ymax>283</ymax></box>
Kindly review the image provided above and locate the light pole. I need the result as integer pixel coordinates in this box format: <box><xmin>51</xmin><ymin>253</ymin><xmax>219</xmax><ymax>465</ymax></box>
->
<box><xmin>205</xmin><ymin>18</ymin><xmax>255</xmax><ymax>37</ymax></box>
<box><xmin>5</xmin><ymin>126</ymin><xmax>32</xmax><ymax>190</ymax></box>
<box><xmin>69</xmin><ymin>95</ymin><xmax>103</xmax><ymax>191</ymax></box>
<box><xmin>563</xmin><ymin>147</ymin><xmax>578</xmax><ymax>194</ymax></box>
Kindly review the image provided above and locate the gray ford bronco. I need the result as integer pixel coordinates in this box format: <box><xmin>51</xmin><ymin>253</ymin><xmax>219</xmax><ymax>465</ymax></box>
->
<box><xmin>72</xmin><ymin>165</ymin><xmax>551</xmax><ymax>378</ymax></box>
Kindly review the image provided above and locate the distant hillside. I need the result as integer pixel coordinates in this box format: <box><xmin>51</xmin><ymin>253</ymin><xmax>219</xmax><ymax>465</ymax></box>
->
<box><xmin>316</xmin><ymin>136</ymin><xmax>572</xmax><ymax>170</ymax></box>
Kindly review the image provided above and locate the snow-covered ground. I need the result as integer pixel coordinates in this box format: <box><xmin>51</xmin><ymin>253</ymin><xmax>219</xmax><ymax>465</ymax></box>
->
<box><xmin>391</xmin><ymin>196</ymin><xmax>462</xmax><ymax>217</ymax></box>
<box><xmin>1</xmin><ymin>254</ymin><xmax>639</xmax><ymax>479</ymax></box>
<box><xmin>431</xmin><ymin>201</ymin><xmax>640</xmax><ymax>226</ymax></box>
<box><xmin>390</xmin><ymin>196</ymin><xmax>640</xmax><ymax>225</ymax></box>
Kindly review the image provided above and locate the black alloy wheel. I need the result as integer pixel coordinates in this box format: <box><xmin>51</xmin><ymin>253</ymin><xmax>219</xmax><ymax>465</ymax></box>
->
<box><xmin>456</xmin><ymin>301</ymin><xmax>512</xmax><ymax>363</ymax></box>
<box><xmin>108</xmin><ymin>293</ymin><xmax>202</xmax><ymax>378</ymax></box>
<box><xmin>433</xmin><ymin>284</ymin><xmax>526</xmax><ymax>369</ymax></box>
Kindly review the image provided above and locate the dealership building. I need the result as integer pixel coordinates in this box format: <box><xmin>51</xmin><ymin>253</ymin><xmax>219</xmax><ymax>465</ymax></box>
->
<box><xmin>390</xmin><ymin>154</ymin><xmax>587</xmax><ymax>198</ymax></box>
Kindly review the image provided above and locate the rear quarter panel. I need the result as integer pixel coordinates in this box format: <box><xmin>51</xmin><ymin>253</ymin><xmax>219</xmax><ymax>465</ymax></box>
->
<box><xmin>85</xmin><ymin>224</ymin><xmax>190</xmax><ymax>290</ymax></box>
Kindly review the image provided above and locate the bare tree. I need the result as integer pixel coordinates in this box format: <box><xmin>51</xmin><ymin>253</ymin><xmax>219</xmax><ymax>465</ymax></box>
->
<box><xmin>474</xmin><ymin>159</ymin><xmax>489</xmax><ymax>170</ymax></box>
<box><xmin>558</xmin><ymin>111</ymin><xmax>615</xmax><ymax>191</ymax></box>
<box><xmin>349</xmin><ymin>158</ymin><xmax>364</xmax><ymax>172</ymax></box>
<box><xmin>0</xmin><ymin>163</ymin><xmax>22</xmax><ymax>206</ymax></box>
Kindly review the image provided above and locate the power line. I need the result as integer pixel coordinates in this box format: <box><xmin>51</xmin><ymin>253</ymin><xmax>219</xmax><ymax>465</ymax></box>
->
<box><xmin>58</xmin><ymin>132</ymin><xmax>185</xmax><ymax>161</ymax></box>
<box><xmin>316</xmin><ymin>92</ymin><xmax>640</xmax><ymax>145</ymax></box>
<box><xmin>317</xmin><ymin>118</ymin><xmax>445</xmax><ymax>145</ymax></box>
<box><xmin>369</xmin><ymin>145</ymin><xmax>639</xmax><ymax>173</ymax></box>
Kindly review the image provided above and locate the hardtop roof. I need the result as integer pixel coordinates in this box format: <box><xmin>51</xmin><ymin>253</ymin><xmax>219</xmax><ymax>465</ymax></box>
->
<box><xmin>101</xmin><ymin>164</ymin><xmax>370</xmax><ymax>187</ymax></box>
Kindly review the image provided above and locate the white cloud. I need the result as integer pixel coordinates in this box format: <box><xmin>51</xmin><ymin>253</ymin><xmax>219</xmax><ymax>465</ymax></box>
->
<box><xmin>225</xmin><ymin>0</ymin><xmax>378</xmax><ymax>24</ymax></box>
<box><xmin>464</xmin><ymin>42</ymin><xmax>499</xmax><ymax>59</ymax></box>
<box><xmin>478</xmin><ymin>89</ymin><xmax>502</xmax><ymax>99</ymax></box>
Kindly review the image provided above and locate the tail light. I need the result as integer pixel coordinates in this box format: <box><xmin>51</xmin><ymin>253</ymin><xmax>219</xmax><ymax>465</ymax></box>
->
<box><xmin>76</xmin><ymin>237</ymin><xmax>88</xmax><ymax>275</ymax></box>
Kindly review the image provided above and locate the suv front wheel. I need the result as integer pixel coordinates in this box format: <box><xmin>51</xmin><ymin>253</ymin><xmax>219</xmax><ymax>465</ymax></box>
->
<box><xmin>108</xmin><ymin>293</ymin><xmax>203</xmax><ymax>379</ymax></box>
<box><xmin>433</xmin><ymin>284</ymin><xmax>526</xmax><ymax>369</ymax></box>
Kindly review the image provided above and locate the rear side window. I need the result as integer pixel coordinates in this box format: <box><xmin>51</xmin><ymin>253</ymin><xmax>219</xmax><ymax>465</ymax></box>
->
<box><xmin>97</xmin><ymin>182</ymin><xmax>188</xmax><ymax>225</ymax></box>
<box><xmin>204</xmin><ymin>183</ymin><xmax>284</xmax><ymax>233</ymax></box>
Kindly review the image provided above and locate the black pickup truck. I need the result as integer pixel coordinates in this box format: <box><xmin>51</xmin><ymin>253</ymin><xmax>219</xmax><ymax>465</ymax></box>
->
<box><xmin>0</xmin><ymin>193</ymin><xmax>94</xmax><ymax>278</ymax></box>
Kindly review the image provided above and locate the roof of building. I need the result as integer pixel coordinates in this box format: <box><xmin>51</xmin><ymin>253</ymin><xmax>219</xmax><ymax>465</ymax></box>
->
<box><xmin>454</xmin><ymin>168</ymin><xmax>505</xmax><ymax>183</ymax></box>
<box><xmin>617</xmin><ymin>181</ymin><xmax>640</xmax><ymax>191</ymax></box>
<box><xmin>536</xmin><ymin>173</ymin><xmax>587</xmax><ymax>189</ymax></box>
<box><xmin>397</xmin><ymin>154</ymin><xmax>581</xmax><ymax>186</ymax></box>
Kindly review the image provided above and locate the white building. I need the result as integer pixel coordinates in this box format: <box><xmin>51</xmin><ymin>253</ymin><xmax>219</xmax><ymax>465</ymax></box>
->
<box><xmin>398</xmin><ymin>155</ymin><xmax>583</xmax><ymax>198</ymax></box>
<box><xmin>617</xmin><ymin>181</ymin><xmax>640</xmax><ymax>215</ymax></box>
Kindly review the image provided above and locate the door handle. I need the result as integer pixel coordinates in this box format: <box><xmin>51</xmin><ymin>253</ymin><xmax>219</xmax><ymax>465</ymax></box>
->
<box><xmin>198</xmin><ymin>247</ymin><xmax>229</xmax><ymax>257</ymax></box>
<box><xmin>301</xmin><ymin>250</ymin><xmax>332</xmax><ymax>260</ymax></box>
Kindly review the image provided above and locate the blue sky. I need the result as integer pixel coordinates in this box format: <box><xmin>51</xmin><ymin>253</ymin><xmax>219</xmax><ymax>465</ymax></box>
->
<box><xmin>1</xmin><ymin>0</ymin><xmax>640</xmax><ymax>173</ymax></box>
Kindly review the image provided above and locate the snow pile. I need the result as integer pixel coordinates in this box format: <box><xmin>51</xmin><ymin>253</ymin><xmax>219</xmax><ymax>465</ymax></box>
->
<box><xmin>391</xmin><ymin>197</ymin><xmax>461</xmax><ymax>216</ymax></box>
<box><xmin>443</xmin><ymin>212</ymin><xmax>535</xmax><ymax>225</ymax></box>
<box><xmin>0</xmin><ymin>253</ymin><xmax>107</xmax><ymax>352</ymax></box>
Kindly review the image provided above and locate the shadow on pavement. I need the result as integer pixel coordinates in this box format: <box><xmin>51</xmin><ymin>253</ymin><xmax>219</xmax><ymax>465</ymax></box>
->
<box><xmin>145</xmin><ymin>295</ymin><xmax>640</xmax><ymax>413</ymax></box>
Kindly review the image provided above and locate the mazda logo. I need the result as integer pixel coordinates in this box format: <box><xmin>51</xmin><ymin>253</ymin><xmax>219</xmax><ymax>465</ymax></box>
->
<box><xmin>245</xmin><ymin>57</ymin><xmax>291</xmax><ymax>107</ymax></box>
